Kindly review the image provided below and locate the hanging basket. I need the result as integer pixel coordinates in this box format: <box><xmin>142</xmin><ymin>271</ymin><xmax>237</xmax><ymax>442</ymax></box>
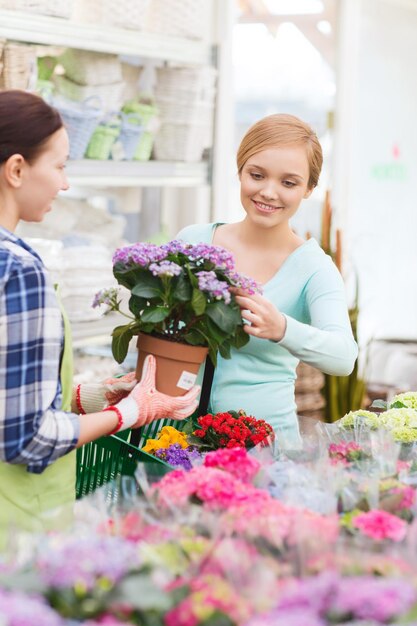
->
<box><xmin>136</xmin><ymin>332</ymin><xmax>208</xmax><ymax>397</ymax></box>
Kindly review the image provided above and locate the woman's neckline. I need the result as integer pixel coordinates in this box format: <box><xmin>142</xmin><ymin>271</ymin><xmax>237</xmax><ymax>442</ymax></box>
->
<box><xmin>211</xmin><ymin>222</ymin><xmax>317</xmax><ymax>288</ymax></box>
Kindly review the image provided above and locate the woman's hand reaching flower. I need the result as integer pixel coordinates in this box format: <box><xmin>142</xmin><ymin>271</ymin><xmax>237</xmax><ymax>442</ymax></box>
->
<box><xmin>231</xmin><ymin>288</ymin><xmax>287</xmax><ymax>342</ymax></box>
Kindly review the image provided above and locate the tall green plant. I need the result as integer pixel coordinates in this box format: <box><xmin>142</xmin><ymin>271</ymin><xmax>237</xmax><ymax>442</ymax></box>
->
<box><xmin>318</xmin><ymin>192</ymin><xmax>366</xmax><ymax>422</ymax></box>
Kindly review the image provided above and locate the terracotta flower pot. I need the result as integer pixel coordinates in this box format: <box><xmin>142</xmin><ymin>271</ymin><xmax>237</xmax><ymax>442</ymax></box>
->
<box><xmin>136</xmin><ymin>332</ymin><xmax>208</xmax><ymax>397</ymax></box>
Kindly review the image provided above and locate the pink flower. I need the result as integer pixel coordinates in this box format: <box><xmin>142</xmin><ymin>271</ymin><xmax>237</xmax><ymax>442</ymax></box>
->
<box><xmin>353</xmin><ymin>510</ymin><xmax>407</xmax><ymax>542</ymax></box>
<box><xmin>203</xmin><ymin>447</ymin><xmax>261</xmax><ymax>483</ymax></box>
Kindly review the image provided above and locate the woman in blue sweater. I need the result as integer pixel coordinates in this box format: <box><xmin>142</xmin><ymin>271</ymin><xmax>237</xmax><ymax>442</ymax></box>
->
<box><xmin>178</xmin><ymin>113</ymin><xmax>358</xmax><ymax>445</ymax></box>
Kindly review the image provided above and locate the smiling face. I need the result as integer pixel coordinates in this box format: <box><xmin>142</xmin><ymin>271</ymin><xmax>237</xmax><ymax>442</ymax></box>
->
<box><xmin>239</xmin><ymin>145</ymin><xmax>313</xmax><ymax>229</ymax></box>
<box><xmin>17</xmin><ymin>127</ymin><xmax>70</xmax><ymax>223</ymax></box>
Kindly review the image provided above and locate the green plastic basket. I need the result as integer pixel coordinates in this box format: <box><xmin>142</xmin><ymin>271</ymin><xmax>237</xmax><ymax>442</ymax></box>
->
<box><xmin>76</xmin><ymin>430</ymin><xmax>173</xmax><ymax>499</ymax></box>
<box><xmin>85</xmin><ymin>122</ymin><xmax>120</xmax><ymax>160</ymax></box>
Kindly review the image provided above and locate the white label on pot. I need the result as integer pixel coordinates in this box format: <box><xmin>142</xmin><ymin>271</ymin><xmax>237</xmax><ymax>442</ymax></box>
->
<box><xmin>177</xmin><ymin>370</ymin><xmax>197</xmax><ymax>390</ymax></box>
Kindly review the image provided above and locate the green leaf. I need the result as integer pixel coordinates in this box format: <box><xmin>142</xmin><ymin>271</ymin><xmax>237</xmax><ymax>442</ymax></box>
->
<box><xmin>183</xmin><ymin>329</ymin><xmax>207</xmax><ymax>346</ymax></box>
<box><xmin>390</xmin><ymin>400</ymin><xmax>407</xmax><ymax>409</ymax></box>
<box><xmin>218</xmin><ymin>341</ymin><xmax>231</xmax><ymax>359</ymax></box>
<box><xmin>205</xmin><ymin>317</ymin><xmax>228</xmax><ymax>344</ymax></box>
<box><xmin>140</xmin><ymin>306</ymin><xmax>170</xmax><ymax>323</ymax></box>
<box><xmin>231</xmin><ymin>325</ymin><xmax>250</xmax><ymax>349</ymax></box>
<box><xmin>111</xmin><ymin>324</ymin><xmax>134</xmax><ymax>363</ymax></box>
<box><xmin>206</xmin><ymin>301</ymin><xmax>238</xmax><ymax>334</ymax></box>
<box><xmin>173</xmin><ymin>274</ymin><xmax>192</xmax><ymax>301</ymax></box>
<box><xmin>131</xmin><ymin>273</ymin><xmax>162</xmax><ymax>298</ymax></box>
<box><xmin>128</xmin><ymin>294</ymin><xmax>148</xmax><ymax>318</ymax></box>
<box><xmin>191</xmin><ymin>288</ymin><xmax>207</xmax><ymax>315</ymax></box>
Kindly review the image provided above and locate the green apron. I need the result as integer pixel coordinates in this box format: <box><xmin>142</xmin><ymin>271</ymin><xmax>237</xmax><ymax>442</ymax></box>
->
<box><xmin>0</xmin><ymin>290</ymin><xmax>76</xmax><ymax>549</ymax></box>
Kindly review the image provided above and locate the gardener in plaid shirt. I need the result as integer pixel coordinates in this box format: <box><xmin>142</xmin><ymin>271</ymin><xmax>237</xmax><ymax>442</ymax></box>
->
<box><xmin>0</xmin><ymin>91</ymin><xmax>199</xmax><ymax>546</ymax></box>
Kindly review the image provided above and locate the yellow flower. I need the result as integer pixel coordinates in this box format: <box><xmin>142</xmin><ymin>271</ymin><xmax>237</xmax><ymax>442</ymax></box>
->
<box><xmin>142</xmin><ymin>425</ymin><xmax>189</xmax><ymax>454</ymax></box>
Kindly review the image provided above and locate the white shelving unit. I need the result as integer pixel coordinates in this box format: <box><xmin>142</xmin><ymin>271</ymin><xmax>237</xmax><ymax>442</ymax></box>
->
<box><xmin>0</xmin><ymin>10</ymin><xmax>212</xmax><ymax>63</ymax></box>
<box><xmin>0</xmin><ymin>3</ymin><xmax>233</xmax><ymax>348</ymax></box>
<box><xmin>66</xmin><ymin>160</ymin><xmax>209</xmax><ymax>188</ymax></box>
<box><xmin>0</xmin><ymin>9</ymin><xmax>213</xmax><ymax>189</ymax></box>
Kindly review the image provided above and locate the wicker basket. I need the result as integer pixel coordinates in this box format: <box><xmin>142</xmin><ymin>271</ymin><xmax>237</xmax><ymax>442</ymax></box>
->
<box><xmin>59</xmin><ymin>49</ymin><xmax>123</xmax><ymax>86</ymax></box>
<box><xmin>53</xmin><ymin>96</ymin><xmax>103</xmax><ymax>160</ymax></box>
<box><xmin>54</xmin><ymin>74</ymin><xmax>124</xmax><ymax>112</ymax></box>
<box><xmin>153</xmin><ymin>122</ymin><xmax>210</xmax><ymax>162</ymax></box>
<box><xmin>0</xmin><ymin>0</ymin><xmax>74</xmax><ymax>18</ymax></box>
<box><xmin>121</xmin><ymin>63</ymin><xmax>143</xmax><ymax>102</ymax></box>
<box><xmin>0</xmin><ymin>42</ymin><xmax>37</xmax><ymax>90</ymax></box>
<box><xmin>295</xmin><ymin>362</ymin><xmax>325</xmax><ymax>420</ymax></box>
<box><xmin>146</xmin><ymin>0</ymin><xmax>210</xmax><ymax>40</ymax></box>
<box><xmin>156</xmin><ymin>95</ymin><xmax>213</xmax><ymax>126</ymax></box>
<box><xmin>73</xmin><ymin>0</ymin><xmax>151</xmax><ymax>31</ymax></box>
<box><xmin>155</xmin><ymin>66</ymin><xmax>217</xmax><ymax>101</ymax></box>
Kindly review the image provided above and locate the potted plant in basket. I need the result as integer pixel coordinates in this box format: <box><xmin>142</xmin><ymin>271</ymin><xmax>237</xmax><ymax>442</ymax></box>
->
<box><xmin>94</xmin><ymin>239</ymin><xmax>261</xmax><ymax>395</ymax></box>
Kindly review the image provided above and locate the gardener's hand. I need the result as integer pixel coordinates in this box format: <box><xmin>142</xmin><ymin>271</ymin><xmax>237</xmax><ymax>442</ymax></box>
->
<box><xmin>75</xmin><ymin>372</ymin><xmax>137</xmax><ymax>414</ymax></box>
<box><xmin>232</xmin><ymin>288</ymin><xmax>287</xmax><ymax>342</ymax></box>
<box><xmin>109</xmin><ymin>355</ymin><xmax>201</xmax><ymax>431</ymax></box>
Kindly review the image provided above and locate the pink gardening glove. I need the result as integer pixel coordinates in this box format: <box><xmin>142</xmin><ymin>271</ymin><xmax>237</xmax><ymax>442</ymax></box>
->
<box><xmin>110</xmin><ymin>355</ymin><xmax>201</xmax><ymax>431</ymax></box>
<box><xmin>76</xmin><ymin>372</ymin><xmax>137</xmax><ymax>414</ymax></box>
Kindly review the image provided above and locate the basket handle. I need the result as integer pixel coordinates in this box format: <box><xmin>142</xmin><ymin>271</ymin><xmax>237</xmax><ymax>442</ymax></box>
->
<box><xmin>82</xmin><ymin>95</ymin><xmax>103</xmax><ymax>111</ymax></box>
<box><xmin>119</xmin><ymin>112</ymin><xmax>143</xmax><ymax>128</ymax></box>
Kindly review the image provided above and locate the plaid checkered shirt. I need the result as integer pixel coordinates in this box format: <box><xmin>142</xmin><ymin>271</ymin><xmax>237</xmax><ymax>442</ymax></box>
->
<box><xmin>0</xmin><ymin>227</ymin><xmax>79</xmax><ymax>474</ymax></box>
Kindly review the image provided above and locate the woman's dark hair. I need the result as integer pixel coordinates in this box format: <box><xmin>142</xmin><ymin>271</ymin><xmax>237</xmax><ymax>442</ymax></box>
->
<box><xmin>0</xmin><ymin>90</ymin><xmax>63</xmax><ymax>165</ymax></box>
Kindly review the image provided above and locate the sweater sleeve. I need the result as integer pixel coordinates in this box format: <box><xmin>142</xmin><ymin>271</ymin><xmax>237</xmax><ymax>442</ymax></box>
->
<box><xmin>278</xmin><ymin>261</ymin><xmax>358</xmax><ymax>376</ymax></box>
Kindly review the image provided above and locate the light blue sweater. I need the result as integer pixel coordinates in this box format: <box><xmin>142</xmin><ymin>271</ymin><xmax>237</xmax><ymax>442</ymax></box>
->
<box><xmin>177</xmin><ymin>223</ymin><xmax>358</xmax><ymax>444</ymax></box>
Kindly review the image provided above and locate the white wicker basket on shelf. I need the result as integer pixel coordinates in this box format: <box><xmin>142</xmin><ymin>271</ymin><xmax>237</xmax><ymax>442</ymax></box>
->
<box><xmin>0</xmin><ymin>42</ymin><xmax>37</xmax><ymax>90</ymax></box>
<box><xmin>0</xmin><ymin>0</ymin><xmax>74</xmax><ymax>18</ymax></box>
<box><xmin>155</xmin><ymin>66</ymin><xmax>217</xmax><ymax>101</ymax></box>
<box><xmin>54</xmin><ymin>75</ymin><xmax>125</xmax><ymax>112</ymax></box>
<box><xmin>59</xmin><ymin>49</ymin><xmax>123</xmax><ymax>86</ymax></box>
<box><xmin>146</xmin><ymin>0</ymin><xmax>210</xmax><ymax>40</ymax></box>
<box><xmin>121</xmin><ymin>63</ymin><xmax>143</xmax><ymax>102</ymax></box>
<box><xmin>156</xmin><ymin>96</ymin><xmax>214</xmax><ymax>126</ymax></box>
<box><xmin>153</xmin><ymin>122</ymin><xmax>210</xmax><ymax>162</ymax></box>
<box><xmin>73</xmin><ymin>0</ymin><xmax>150</xmax><ymax>31</ymax></box>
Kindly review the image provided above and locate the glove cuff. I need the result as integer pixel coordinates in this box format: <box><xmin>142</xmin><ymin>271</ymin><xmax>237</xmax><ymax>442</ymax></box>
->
<box><xmin>77</xmin><ymin>384</ymin><xmax>107</xmax><ymax>415</ymax></box>
<box><xmin>107</xmin><ymin>396</ymin><xmax>140</xmax><ymax>433</ymax></box>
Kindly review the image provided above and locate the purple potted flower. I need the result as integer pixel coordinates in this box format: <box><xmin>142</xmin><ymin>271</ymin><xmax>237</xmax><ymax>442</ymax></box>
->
<box><xmin>94</xmin><ymin>240</ymin><xmax>260</xmax><ymax>395</ymax></box>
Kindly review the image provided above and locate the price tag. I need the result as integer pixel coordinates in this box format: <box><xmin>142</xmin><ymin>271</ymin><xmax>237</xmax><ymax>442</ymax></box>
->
<box><xmin>177</xmin><ymin>370</ymin><xmax>197</xmax><ymax>390</ymax></box>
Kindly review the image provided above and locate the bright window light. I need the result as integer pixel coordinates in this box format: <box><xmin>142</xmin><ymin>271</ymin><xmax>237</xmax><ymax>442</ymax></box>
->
<box><xmin>263</xmin><ymin>0</ymin><xmax>324</xmax><ymax>15</ymax></box>
<box><xmin>317</xmin><ymin>19</ymin><xmax>332</xmax><ymax>35</ymax></box>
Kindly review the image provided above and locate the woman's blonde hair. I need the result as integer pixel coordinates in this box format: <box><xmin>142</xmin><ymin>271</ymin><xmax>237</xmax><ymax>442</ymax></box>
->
<box><xmin>236</xmin><ymin>113</ymin><xmax>323</xmax><ymax>189</ymax></box>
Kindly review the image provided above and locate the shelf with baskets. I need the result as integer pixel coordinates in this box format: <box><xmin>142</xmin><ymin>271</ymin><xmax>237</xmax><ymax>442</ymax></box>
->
<box><xmin>0</xmin><ymin>10</ymin><xmax>212</xmax><ymax>64</ymax></box>
<box><xmin>66</xmin><ymin>160</ymin><xmax>209</xmax><ymax>188</ymax></box>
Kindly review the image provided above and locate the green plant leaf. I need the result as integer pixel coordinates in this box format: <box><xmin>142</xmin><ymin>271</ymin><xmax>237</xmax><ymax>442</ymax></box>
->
<box><xmin>173</xmin><ymin>274</ymin><xmax>192</xmax><ymax>301</ymax></box>
<box><xmin>131</xmin><ymin>273</ymin><xmax>162</xmax><ymax>298</ymax></box>
<box><xmin>111</xmin><ymin>324</ymin><xmax>134</xmax><ymax>363</ymax></box>
<box><xmin>191</xmin><ymin>288</ymin><xmax>207</xmax><ymax>315</ymax></box>
<box><xmin>140</xmin><ymin>306</ymin><xmax>170</xmax><ymax>323</ymax></box>
<box><xmin>183</xmin><ymin>329</ymin><xmax>207</xmax><ymax>346</ymax></box>
<box><xmin>218</xmin><ymin>341</ymin><xmax>231</xmax><ymax>359</ymax></box>
<box><xmin>231</xmin><ymin>325</ymin><xmax>250</xmax><ymax>349</ymax></box>
<box><xmin>206</xmin><ymin>301</ymin><xmax>239</xmax><ymax>334</ymax></box>
<box><xmin>128</xmin><ymin>294</ymin><xmax>148</xmax><ymax>317</ymax></box>
<box><xmin>390</xmin><ymin>400</ymin><xmax>407</xmax><ymax>409</ymax></box>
